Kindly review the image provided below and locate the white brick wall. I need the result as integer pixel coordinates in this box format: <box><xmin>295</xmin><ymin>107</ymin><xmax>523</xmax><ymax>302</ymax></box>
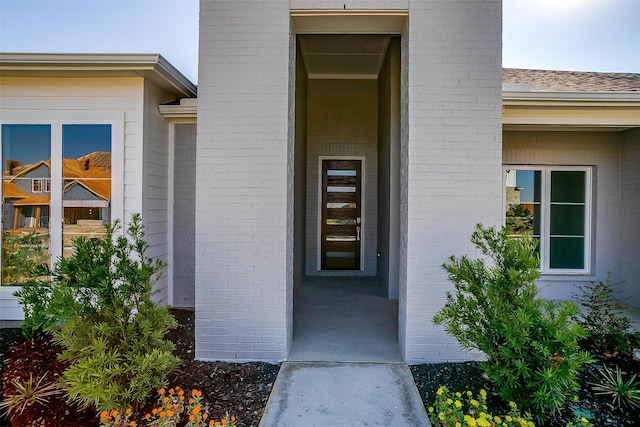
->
<box><xmin>196</xmin><ymin>0</ymin><xmax>291</xmax><ymax>361</ymax></box>
<box><xmin>403</xmin><ymin>0</ymin><xmax>503</xmax><ymax>363</ymax></box>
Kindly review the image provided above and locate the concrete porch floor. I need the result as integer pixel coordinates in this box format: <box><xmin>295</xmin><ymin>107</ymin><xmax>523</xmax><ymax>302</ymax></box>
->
<box><xmin>289</xmin><ymin>276</ymin><xmax>402</xmax><ymax>363</ymax></box>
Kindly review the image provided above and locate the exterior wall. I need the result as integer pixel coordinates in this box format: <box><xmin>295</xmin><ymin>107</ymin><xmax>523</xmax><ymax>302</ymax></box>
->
<box><xmin>377</xmin><ymin>37</ymin><xmax>401</xmax><ymax>298</ymax></box>
<box><xmin>293</xmin><ymin>42</ymin><xmax>308</xmax><ymax>290</ymax></box>
<box><xmin>0</xmin><ymin>76</ymin><xmax>139</xmax><ymax>319</ymax></box>
<box><xmin>403</xmin><ymin>0</ymin><xmax>503</xmax><ymax>363</ymax></box>
<box><xmin>620</xmin><ymin>128</ymin><xmax>640</xmax><ymax>307</ymax></box>
<box><xmin>143</xmin><ymin>81</ymin><xmax>176</xmax><ymax>303</ymax></box>
<box><xmin>305</xmin><ymin>79</ymin><xmax>378</xmax><ymax>276</ymax></box>
<box><xmin>173</xmin><ymin>123</ymin><xmax>197</xmax><ymax>307</ymax></box>
<box><xmin>196</xmin><ymin>0</ymin><xmax>291</xmax><ymax>361</ymax></box>
<box><xmin>503</xmin><ymin>130</ymin><xmax>623</xmax><ymax>300</ymax></box>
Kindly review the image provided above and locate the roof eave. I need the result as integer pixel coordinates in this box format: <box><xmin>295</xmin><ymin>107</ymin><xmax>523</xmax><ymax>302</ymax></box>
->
<box><xmin>0</xmin><ymin>53</ymin><xmax>197</xmax><ymax>98</ymax></box>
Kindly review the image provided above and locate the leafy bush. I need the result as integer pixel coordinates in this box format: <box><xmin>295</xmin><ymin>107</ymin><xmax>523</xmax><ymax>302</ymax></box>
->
<box><xmin>15</xmin><ymin>214</ymin><xmax>178</xmax><ymax>412</ymax></box>
<box><xmin>427</xmin><ymin>385</ymin><xmax>534</xmax><ymax>427</ymax></box>
<box><xmin>2</xmin><ymin>232</ymin><xmax>49</xmax><ymax>286</ymax></box>
<box><xmin>433</xmin><ymin>225</ymin><xmax>592</xmax><ymax>422</ymax></box>
<box><xmin>573</xmin><ymin>274</ymin><xmax>634</xmax><ymax>355</ymax></box>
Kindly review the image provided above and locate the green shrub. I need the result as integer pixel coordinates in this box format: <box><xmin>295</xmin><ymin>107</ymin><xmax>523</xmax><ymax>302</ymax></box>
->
<box><xmin>573</xmin><ymin>274</ymin><xmax>634</xmax><ymax>356</ymax></box>
<box><xmin>16</xmin><ymin>214</ymin><xmax>178</xmax><ymax>412</ymax></box>
<box><xmin>433</xmin><ymin>225</ymin><xmax>592</xmax><ymax>422</ymax></box>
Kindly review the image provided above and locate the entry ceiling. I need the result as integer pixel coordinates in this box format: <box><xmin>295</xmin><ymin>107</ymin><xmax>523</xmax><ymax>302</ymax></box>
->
<box><xmin>298</xmin><ymin>35</ymin><xmax>391</xmax><ymax>80</ymax></box>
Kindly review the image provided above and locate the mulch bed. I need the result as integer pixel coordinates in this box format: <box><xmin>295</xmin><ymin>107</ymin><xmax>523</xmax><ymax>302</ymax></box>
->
<box><xmin>0</xmin><ymin>309</ymin><xmax>279</xmax><ymax>427</ymax></box>
<box><xmin>2</xmin><ymin>309</ymin><xmax>639</xmax><ymax>426</ymax></box>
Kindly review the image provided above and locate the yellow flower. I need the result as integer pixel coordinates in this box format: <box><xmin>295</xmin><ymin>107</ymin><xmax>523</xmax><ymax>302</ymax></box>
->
<box><xmin>447</xmin><ymin>398</ymin><xmax>453</xmax><ymax>404</ymax></box>
<box><xmin>464</xmin><ymin>415</ymin><xmax>477</xmax><ymax>427</ymax></box>
<box><xmin>494</xmin><ymin>416</ymin><xmax>502</xmax><ymax>424</ymax></box>
<box><xmin>479</xmin><ymin>389</ymin><xmax>487</xmax><ymax>399</ymax></box>
<box><xmin>509</xmin><ymin>401</ymin><xmax>517</xmax><ymax>409</ymax></box>
<box><xmin>437</xmin><ymin>386</ymin><xmax>446</xmax><ymax>396</ymax></box>
<box><xmin>455</xmin><ymin>400</ymin><xmax>462</xmax><ymax>408</ymax></box>
<box><xmin>470</xmin><ymin>399</ymin><xmax>480</xmax><ymax>407</ymax></box>
<box><xmin>466</xmin><ymin>390</ymin><xmax>473</xmax><ymax>397</ymax></box>
<box><xmin>456</xmin><ymin>423</ymin><xmax>462</xmax><ymax>427</ymax></box>
<box><xmin>456</xmin><ymin>392</ymin><xmax>462</xmax><ymax>397</ymax></box>
<box><xmin>428</xmin><ymin>406</ymin><xmax>434</xmax><ymax>413</ymax></box>
<box><xmin>505</xmin><ymin>416</ymin><xmax>513</xmax><ymax>422</ymax></box>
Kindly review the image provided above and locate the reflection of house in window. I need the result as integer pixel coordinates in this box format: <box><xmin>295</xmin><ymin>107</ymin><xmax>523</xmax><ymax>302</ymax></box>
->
<box><xmin>1</xmin><ymin>152</ymin><xmax>110</xmax><ymax>233</ymax></box>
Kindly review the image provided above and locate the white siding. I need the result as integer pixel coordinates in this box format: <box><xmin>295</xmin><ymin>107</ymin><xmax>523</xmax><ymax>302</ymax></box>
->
<box><xmin>196</xmin><ymin>0</ymin><xmax>291</xmax><ymax>362</ymax></box>
<box><xmin>0</xmin><ymin>76</ymin><xmax>141</xmax><ymax>319</ymax></box>
<box><xmin>619</xmin><ymin>128</ymin><xmax>640</xmax><ymax>307</ymax></box>
<box><xmin>503</xmin><ymin>130</ymin><xmax>623</xmax><ymax>300</ymax></box>
<box><xmin>143</xmin><ymin>81</ymin><xmax>176</xmax><ymax>304</ymax></box>
<box><xmin>173</xmin><ymin>123</ymin><xmax>197</xmax><ymax>307</ymax></box>
<box><xmin>403</xmin><ymin>0</ymin><xmax>503</xmax><ymax>363</ymax></box>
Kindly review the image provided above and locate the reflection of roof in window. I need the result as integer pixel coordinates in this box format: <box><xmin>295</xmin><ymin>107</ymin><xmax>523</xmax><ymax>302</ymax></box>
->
<box><xmin>2</xmin><ymin>181</ymin><xmax>28</xmax><ymax>198</ymax></box>
<box><xmin>5</xmin><ymin>152</ymin><xmax>111</xmax><ymax>181</ymax></box>
<box><xmin>64</xmin><ymin>180</ymin><xmax>110</xmax><ymax>201</ymax></box>
<box><xmin>13</xmin><ymin>194</ymin><xmax>50</xmax><ymax>206</ymax></box>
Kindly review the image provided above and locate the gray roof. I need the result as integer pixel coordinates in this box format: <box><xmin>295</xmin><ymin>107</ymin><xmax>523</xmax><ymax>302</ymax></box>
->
<box><xmin>503</xmin><ymin>68</ymin><xmax>640</xmax><ymax>92</ymax></box>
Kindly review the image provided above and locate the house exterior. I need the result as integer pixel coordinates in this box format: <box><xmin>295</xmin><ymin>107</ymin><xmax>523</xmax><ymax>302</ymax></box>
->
<box><xmin>0</xmin><ymin>53</ymin><xmax>197</xmax><ymax>318</ymax></box>
<box><xmin>1</xmin><ymin>0</ymin><xmax>639</xmax><ymax>364</ymax></box>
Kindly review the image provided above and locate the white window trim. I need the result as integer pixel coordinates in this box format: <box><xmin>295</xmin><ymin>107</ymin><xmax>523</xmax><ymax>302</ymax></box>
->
<box><xmin>1</xmin><ymin>115</ymin><xmax>123</xmax><ymax>269</ymax></box>
<box><xmin>32</xmin><ymin>178</ymin><xmax>43</xmax><ymax>193</ymax></box>
<box><xmin>503</xmin><ymin>165</ymin><xmax>592</xmax><ymax>275</ymax></box>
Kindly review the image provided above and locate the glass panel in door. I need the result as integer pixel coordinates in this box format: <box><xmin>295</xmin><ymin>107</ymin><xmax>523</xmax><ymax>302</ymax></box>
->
<box><xmin>321</xmin><ymin>159</ymin><xmax>361</xmax><ymax>270</ymax></box>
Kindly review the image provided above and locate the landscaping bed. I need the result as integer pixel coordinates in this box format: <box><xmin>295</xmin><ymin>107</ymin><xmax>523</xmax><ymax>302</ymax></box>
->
<box><xmin>0</xmin><ymin>309</ymin><xmax>279</xmax><ymax>427</ymax></box>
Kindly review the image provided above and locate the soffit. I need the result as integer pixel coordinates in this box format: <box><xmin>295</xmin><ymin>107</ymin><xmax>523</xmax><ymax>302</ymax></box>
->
<box><xmin>292</xmin><ymin>10</ymin><xmax>406</xmax><ymax>80</ymax></box>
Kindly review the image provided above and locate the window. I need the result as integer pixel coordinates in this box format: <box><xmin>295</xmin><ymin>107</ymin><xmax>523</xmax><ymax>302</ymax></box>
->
<box><xmin>2</xmin><ymin>123</ymin><xmax>112</xmax><ymax>285</ymax></box>
<box><xmin>504</xmin><ymin>166</ymin><xmax>592</xmax><ymax>273</ymax></box>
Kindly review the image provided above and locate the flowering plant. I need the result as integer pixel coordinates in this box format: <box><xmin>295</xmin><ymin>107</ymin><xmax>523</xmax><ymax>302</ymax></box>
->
<box><xmin>99</xmin><ymin>387</ymin><xmax>237</xmax><ymax>427</ymax></box>
<box><xmin>427</xmin><ymin>386</ymin><xmax>535</xmax><ymax>427</ymax></box>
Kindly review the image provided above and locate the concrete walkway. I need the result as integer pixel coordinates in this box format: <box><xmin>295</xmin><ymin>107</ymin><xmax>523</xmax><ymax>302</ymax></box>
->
<box><xmin>258</xmin><ymin>361</ymin><xmax>431</xmax><ymax>427</ymax></box>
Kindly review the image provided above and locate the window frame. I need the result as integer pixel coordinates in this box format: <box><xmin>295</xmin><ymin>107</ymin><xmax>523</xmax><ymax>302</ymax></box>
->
<box><xmin>503</xmin><ymin>165</ymin><xmax>592</xmax><ymax>274</ymax></box>
<box><xmin>1</xmin><ymin>117</ymin><xmax>122</xmax><ymax>269</ymax></box>
<box><xmin>31</xmin><ymin>178</ymin><xmax>43</xmax><ymax>193</ymax></box>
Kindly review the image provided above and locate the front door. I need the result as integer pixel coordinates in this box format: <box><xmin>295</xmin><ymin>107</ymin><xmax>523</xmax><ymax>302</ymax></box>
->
<box><xmin>321</xmin><ymin>159</ymin><xmax>362</xmax><ymax>270</ymax></box>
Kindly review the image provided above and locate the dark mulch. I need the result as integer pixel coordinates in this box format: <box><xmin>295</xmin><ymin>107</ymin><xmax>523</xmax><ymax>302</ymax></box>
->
<box><xmin>3</xmin><ymin>310</ymin><xmax>639</xmax><ymax>426</ymax></box>
<box><xmin>410</xmin><ymin>354</ymin><xmax>640</xmax><ymax>427</ymax></box>
<box><xmin>0</xmin><ymin>309</ymin><xmax>279</xmax><ymax>427</ymax></box>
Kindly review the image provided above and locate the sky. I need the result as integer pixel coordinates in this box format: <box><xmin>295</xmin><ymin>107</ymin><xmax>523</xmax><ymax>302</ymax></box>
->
<box><xmin>0</xmin><ymin>0</ymin><xmax>639</xmax><ymax>84</ymax></box>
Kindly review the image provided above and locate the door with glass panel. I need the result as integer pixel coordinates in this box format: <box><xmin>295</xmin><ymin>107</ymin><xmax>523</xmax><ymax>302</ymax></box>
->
<box><xmin>321</xmin><ymin>159</ymin><xmax>361</xmax><ymax>270</ymax></box>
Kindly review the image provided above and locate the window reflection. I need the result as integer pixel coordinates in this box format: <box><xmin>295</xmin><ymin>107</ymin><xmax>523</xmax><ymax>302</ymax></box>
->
<box><xmin>2</xmin><ymin>125</ymin><xmax>51</xmax><ymax>285</ymax></box>
<box><xmin>62</xmin><ymin>125</ymin><xmax>111</xmax><ymax>257</ymax></box>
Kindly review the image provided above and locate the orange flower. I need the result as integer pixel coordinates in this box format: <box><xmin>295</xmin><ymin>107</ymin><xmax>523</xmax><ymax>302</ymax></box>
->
<box><xmin>125</xmin><ymin>408</ymin><xmax>132</xmax><ymax>415</ymax></box>
<box><xmin>203</xmin><ymin>413</ymin><xmax>209</xmax><ymax>419</ymax></box>
<box><xmin>180</xmin><ymin>395</ymin><xmax>185</xmax><ymax>401</ymax></box>
<box><xmin>192</xmin><ymin>405</ymin><xmax>202</xmax><ymax>414</ymax></box>
<box><xmin>129</xmin><ymin>422</ymin><xmax>136</xmax><ymax>427</ymax></box>
<box><xmin>169</xmin><ymin>388</ymin><xmax>175</xmax><ymax>394</ymax></box>
<box><xmin>231</xmin><ymin>416</ymin><xmax>236</xmax><ymax>421</ymax></box>
<box><xmin>152</xmin><ymin>408</ymin><xmax>159</xmax><ymax>415</ymax></box>
<box><xmin>163</xmin><ymin>397</ymin><xmax>170</xmax><ymax>403</ymax></box>
<box><xmin>167</xmin><ymin>410</ymin><xmax>174</xmax><ymax>417</ymax></box>
<box><xmin>189</xmin><ymin>415</ymin><xmax>195</xmax><ymax>421</ymax></box>
<box><xmin>222</xmin><ymin>419</ymin><xmax>228</xmax><ymax>425</ymax></box>
<box><xmin>100</xmin><ymin>411</ymin><xmax>108</xmax><ymax>420</ymax></box>
<box><xmin>145</xmin><ymin>413</ymin><xmax>151</xmax><ymax>420</ymax></box>
<box><xmin>158</xmin><ymin>388</ymin><xmax>166</xmax><ymax>395</ymax></box>
<box><xmin>189</xmin><ymin>398</ymin><xmax>195</xmax><ymax>404</ymax></box>
<box><xmin>178</xmin><ymin>389</ymin><xmax>185</xmax><ymax>396</ymax></box>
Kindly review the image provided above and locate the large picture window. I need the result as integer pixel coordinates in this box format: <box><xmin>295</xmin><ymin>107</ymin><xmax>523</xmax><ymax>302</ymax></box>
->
<box><xmin>504</xmin><ymin>166</ymin><xmax>592</xmax><ymax>273</ymax></box>
<box><xmin>1</xmin><ymin>123</ymin><xmax>112</xmax><ymax>285</ymax></box>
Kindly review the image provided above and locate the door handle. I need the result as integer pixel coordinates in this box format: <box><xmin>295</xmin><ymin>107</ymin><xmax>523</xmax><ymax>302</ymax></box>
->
<box><xmin>356</xmin><ymin>226</ymin><xmax>361</xmax><ymax>241</ymax></box>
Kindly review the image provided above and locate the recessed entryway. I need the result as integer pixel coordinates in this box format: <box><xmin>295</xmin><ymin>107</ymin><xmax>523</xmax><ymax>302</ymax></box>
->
<box><xmin>289</xmin><ymin>276</ymin><xmax>402</xmax><ymax>362</ymax></box>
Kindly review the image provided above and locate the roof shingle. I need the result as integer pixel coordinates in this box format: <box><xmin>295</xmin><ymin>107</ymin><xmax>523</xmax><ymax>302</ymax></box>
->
<box><xmin>503</xmin><ymin>68</ymin><xmax>640</xmax><ymax>92</ymax></box>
